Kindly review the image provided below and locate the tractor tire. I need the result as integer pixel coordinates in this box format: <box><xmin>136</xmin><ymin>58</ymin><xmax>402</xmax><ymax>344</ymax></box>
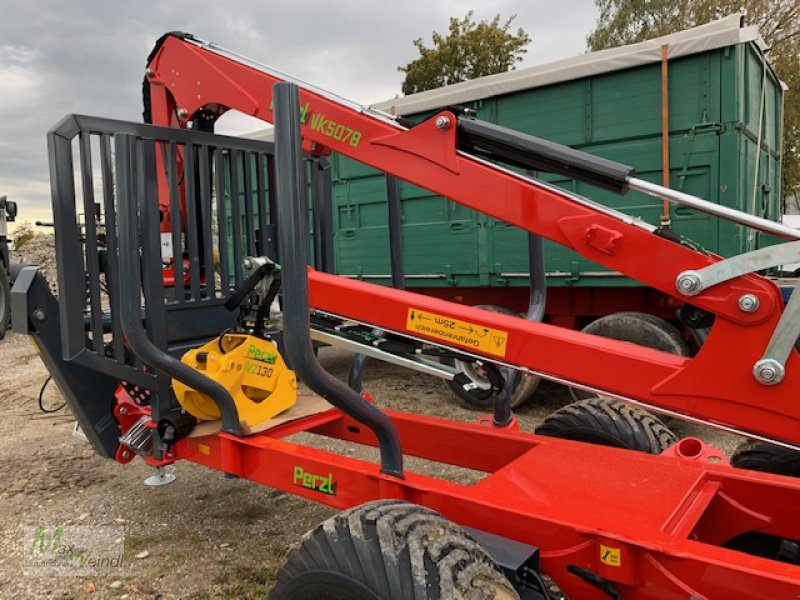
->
<box><xmin>535</xmin><ymin>396</ymin><xmax>676</xmax><ymax>454</ymax></box>
<box><xmin>570</xmin><ymin>312</ymin><xmax>690</xmax><ymax>401</ymax></box>
<box><xmin>445</xmin><ymin>304</ymin><xmax>539</xmax><ymax>411</ymax></box>
<box><xmin>0</xmin><ymin>265</ymin><xmax>10</xmax><ymax>341</ymax></box>
<box><xmin>731</xmin><ymin>440</ymin><xmax>800</xmax><ymax>477</ymax></box>
<box><xmin>270</xmin><ymin>499</ymin><xmax>519</xmax><ymax>600</ymax></box>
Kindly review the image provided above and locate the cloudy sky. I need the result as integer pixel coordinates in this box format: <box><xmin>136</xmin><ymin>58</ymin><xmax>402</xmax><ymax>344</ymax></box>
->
<box><xmin>0</xmin><ymin>0</ymin><xmax>599</xmax><ymax>225</ymax></box>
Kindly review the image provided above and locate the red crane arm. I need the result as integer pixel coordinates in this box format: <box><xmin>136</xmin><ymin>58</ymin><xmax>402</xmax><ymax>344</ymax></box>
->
<box><xmin>145</xmin><ymin>33</ymin><xmax>800</xmax><ymax>447</ymax></box>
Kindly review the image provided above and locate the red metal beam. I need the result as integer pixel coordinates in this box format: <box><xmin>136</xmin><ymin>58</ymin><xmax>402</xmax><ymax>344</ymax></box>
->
<box><xmin>309</xmin><ymin>269</ymin><xmax>800</xmax><ymax>446</ymax></box>
<box><xmin>173</xmin><ymin>409</ymin><xmax>800</xmax><ymax>599</ymax></box>
<box><xmin>146</xmin><ymin>35</ymin><xmax>781</xmax><ymax>328</ymax></box>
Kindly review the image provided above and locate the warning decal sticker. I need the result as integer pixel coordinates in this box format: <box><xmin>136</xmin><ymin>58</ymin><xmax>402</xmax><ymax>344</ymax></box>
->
<box><xmin>405</xmin><ymin>308</ymin><xmax>508</xmax><ymax>358</ymax></box>
<box><xmin>599</xmin><ymin>544</ymin><xmax>621</xmax><ymax>567</ymax></box>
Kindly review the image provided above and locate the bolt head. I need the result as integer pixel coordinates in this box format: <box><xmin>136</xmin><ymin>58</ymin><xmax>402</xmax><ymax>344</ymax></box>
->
<box><xmin>33</xmin><ymin>308</ymin><xmax>47</xmax><ymax>322</ymax></box>
<box><xmin>177</xmin><ymin>108</ymin><xmax>189</xmax><ymax>119</ymax></box>
<box><xmin>738</xmin><ymin>294</ymin><xmax>759</xmax><ymax>313</ymax></box>
<box><xmin>434</xmin><ymin>115</ymin><xmax>451</xmax><ymax>130</ymax></box>
<box><xmin>119</xmin><ymin>406</ymin><xmax>128</xmax><ymax>415</ymax></box>
<box><xmin>675</xmin><ymin>271</ymin><xmax>702</xmax><ymax>296</ymax></box>
<box><xmin>121</xmin><ymin>450</ymin><xmax>131</xmax><ymax>459</ymax></box>
<box><xmin>144</xmin><ymin>68</ymin><xmax>154</xmax><ymax>78</ymax></box>
<box><xmin>753</xmin><ymin>359</ymin><xmax>785</xmax><ymax>386</ymax></box>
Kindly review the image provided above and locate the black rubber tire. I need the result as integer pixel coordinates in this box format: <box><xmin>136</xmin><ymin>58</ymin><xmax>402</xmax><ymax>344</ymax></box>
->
<box><xmin>445</xmin><ymin>304</ymin><xmax>539</xmax><ymax>411</ymax></box>
<box><xmin>731</xmin><ymin>440</ymin><xmax>800</xmax><ymax>477</ymax></box>
<box><xmin>0</xmin><ymin>265</ymin><xmax>10</xmax><ymax>341</ymax></box>
<box><xmin>570</xmin><ymin>312</ymin><xmax>689</xmax><ymax>401</ymax></box>
<box><xmin>270</xmin><ymin>499</ymin><xmax>519</xmax><ymax>600</ymax></box>
<box><xmin>535</xmin><ymin>396</ymin><xmax>676</xmax><ymax>454</ymax></box>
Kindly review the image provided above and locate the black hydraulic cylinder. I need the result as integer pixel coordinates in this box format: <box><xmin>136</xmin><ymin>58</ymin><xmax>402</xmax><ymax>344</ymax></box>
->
<box><xmin>457</xmin><ymin>117</ymin><xmax>635</xmax><ymax>194</ymax></box>
<box><xmin>273</xmin><ymin>82</ymin><xmax>404</xmax><ymax>478</ymax></box>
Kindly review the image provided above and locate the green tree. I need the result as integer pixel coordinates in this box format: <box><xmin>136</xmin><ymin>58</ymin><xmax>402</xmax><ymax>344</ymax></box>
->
<box><xmin>398</xmin><ymin>12</ymin><xmax>531</xmax><ymax>95</ymax></box>
<box><xmin>587</xmin><ymin>0</ymin><xmax>800</xmax><ymax>196</ymax></box>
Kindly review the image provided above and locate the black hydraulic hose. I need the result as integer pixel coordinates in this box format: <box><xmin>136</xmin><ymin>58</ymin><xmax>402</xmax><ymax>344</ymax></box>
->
<box><xmin>348</xmin><ymin>352</ymin><xmax>368</xmax><ymax>393</ymax></box>
<box><xmin>38</xmin><ymin>376</ymin><xmax>66</xmax><ymax>413</ymax></box>
<box><xmin>254</xmin><ymin>273</ymin><xmax>282</xmax><ymax>336</ymax></box>
<box><xmin>224</xmin><ymin>262</ymin><xmax>273</xmax><ymax>311</ymax></box>
<box><xmin>273</xmin><ymin>82</ymin><xmax>403</xmax><ymax>478</ymax></box>
<box><xmin>115</xmin><ymin>133</ymin><xmax>242</xmax><ymax>435</ymax></box>
<box><xmin>493</xmin><ymin>232</ymin><xmax>547</xmax><ymax>426</ymax></box>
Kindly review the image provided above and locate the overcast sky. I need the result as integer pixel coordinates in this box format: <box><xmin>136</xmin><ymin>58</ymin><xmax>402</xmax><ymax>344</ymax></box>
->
<box><xmin>0</xmin><ymin>1</ymin><xmax>599</xmax><ymax>225</ymax></box>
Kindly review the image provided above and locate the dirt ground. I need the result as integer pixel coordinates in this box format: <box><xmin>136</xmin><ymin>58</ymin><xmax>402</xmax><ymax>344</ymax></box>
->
<box><xmin>0</xmin><ymin>323</ymin><xmax>745</xmax><ymax>599</ymax></box>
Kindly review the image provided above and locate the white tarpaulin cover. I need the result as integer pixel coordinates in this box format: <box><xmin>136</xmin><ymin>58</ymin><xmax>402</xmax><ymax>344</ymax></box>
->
<box><xmin>375</xmin><ymin>13</ymin><xmax>763</xmax><ymax>115</ymax></box>
<box><xmin>244</xmin><ymin>13</ymin><xmax>764</xmax><ymax>140</ymax></box>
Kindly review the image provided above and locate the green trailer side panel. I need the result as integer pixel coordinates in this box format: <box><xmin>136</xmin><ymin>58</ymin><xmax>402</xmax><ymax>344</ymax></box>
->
<box><xmin>329</xmin><ymin>40</ymin><xmax>782</xmax><ymax>290</ymax></box>
<box><xmin>334</xmin><ymin>177</ymin><xmax>481</xmax><ymax>283</ymax></box>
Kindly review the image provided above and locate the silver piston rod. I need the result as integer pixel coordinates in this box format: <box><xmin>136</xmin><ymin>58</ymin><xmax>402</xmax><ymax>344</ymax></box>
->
<box><xmin>628</xmin><ymin>177</ymin><xmax>800</xmax><ymax>241</ymax></box>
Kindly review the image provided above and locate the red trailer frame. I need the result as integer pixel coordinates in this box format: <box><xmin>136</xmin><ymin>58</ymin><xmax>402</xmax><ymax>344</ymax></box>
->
<box><xmin>85</xmin><ymin>33</ymin><xmax>800</xmax><ymax>597</ymax></box>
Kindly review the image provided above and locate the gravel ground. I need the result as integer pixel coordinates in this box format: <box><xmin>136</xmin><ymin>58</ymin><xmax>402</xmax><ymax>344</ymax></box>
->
<box><xmin>1</xmin><ymin>235</ymin><xmax>744</xmax><ymax>598</ymax></box>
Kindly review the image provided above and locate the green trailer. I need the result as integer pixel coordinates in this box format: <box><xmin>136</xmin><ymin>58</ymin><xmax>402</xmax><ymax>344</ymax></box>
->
<box><xmin>310</xmin><ymin>14</ymin><xmax>783</xmax><ymax>326</ymax></box>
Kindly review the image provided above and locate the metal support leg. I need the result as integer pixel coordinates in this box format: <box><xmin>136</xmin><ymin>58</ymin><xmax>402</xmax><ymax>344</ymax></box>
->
<box><xmin>493</xmin><ymin>232</ymin><xmax>546</xmax><ymax>426</ymax></box>
<box><xmin>144</xmin><ymin>466</ymin><xmax>176</xmax><ymax>487</ymax></box>
<box><xmin>387</xmin><ymin>174</ymin><xmax>405</xmax><ymax>290</ymax></box>
<box><xmin>311</xmin><ymin>157</ymin><xmax>335</xmax><ymax>273</ymax></box>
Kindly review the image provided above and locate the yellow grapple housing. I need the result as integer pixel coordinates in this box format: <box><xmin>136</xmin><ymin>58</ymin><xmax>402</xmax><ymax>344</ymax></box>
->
<box><xmin>173</xmin><ymin>334</ymin><xmax>297</xmax><ymax>429</ymax></box>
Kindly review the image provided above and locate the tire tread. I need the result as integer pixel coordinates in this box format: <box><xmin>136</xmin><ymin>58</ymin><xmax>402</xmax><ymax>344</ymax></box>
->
<box><xmin>536</xmin><ymin>397</ymin><xmax>676</xmax><ymax>454</ymax></box>
<box><xmin>270</xmin><ymin>500</ymin><xmax>518</xmax><ymax>600</ymax></box>
<box><xmin>731</xmin><ymin>440</ymin><xmax>800</xmax><ymax>477</ymax></box>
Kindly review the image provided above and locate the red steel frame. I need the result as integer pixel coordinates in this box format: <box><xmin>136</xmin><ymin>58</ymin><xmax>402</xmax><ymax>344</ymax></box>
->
<box><xmin>134</xmin><ymin>35</ymin><xmax>800</xmax><ymax>597</ymax></box>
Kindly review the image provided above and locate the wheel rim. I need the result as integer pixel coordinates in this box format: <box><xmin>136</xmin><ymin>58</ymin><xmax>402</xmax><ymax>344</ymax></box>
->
<box><xmin>453</xmin><ymin>359</ymin><xmax>493</xmax><ymax>392</ymax></box>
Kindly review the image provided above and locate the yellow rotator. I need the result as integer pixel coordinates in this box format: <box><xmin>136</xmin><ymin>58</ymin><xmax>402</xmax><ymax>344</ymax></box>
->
<box><xmin>173</xmin><ymin>334</ymin><xmax>297</xmax><ymax>428</ymax></box>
